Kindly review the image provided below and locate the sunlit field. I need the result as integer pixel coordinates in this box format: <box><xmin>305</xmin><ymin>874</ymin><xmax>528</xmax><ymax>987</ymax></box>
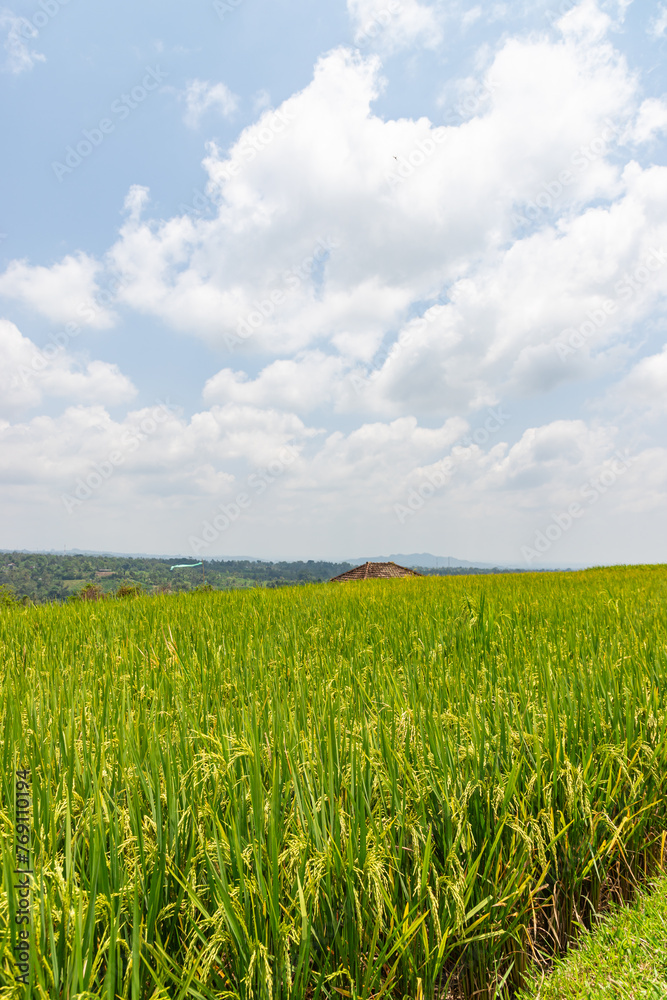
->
<box><xmin>1</xmin><ymin>567</ymin><xmax>666</xmax><ymax>999</ymax></box>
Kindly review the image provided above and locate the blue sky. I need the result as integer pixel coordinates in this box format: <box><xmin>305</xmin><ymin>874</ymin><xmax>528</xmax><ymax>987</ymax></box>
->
<box><xmin>1</xmin><ymin>0</ymin><xmax>666</xmax><ymax>565</ymax></box>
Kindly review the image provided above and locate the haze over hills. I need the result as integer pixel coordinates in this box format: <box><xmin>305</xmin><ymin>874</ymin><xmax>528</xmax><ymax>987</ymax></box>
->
<box><xmin>2</xmin><ymin>548</ymin><xmax>592</xmax><ymax>571</ymax></box>
<box><xmin>4</xmin><ymin>548</ymin><xmax>486</xmax><ymax>567</ymax></box>
<box><xmin>0</xmin><ymin>548</ymin><xmax>259</xmax><ymax>561</ymax></box>
<box><xmin>347</xmin><ymin>553</ymin><xmax>499</xmax><ymax>569</ymax></box>
<box><xmin>346</xmin><ymin>554</ymin><xmax>590</xmax><ymax>570</ymax></box>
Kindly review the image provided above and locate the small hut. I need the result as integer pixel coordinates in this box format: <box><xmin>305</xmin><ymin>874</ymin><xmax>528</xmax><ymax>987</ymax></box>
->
<box><xmin>330</xmin><ymin>561</ymin><xmax>422</xmax><ymax>582</ymax></box>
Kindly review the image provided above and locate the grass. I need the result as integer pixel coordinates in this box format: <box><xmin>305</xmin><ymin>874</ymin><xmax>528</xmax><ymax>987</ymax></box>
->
<box><xmin>518</xmin><ymin>875</ymin><xmax>667</xmax><ymax>999</ymax></box>
<box><xmin>0</xmin><ymin>566</ymin><xmax>665</xmax><ymax>998</ymax></box>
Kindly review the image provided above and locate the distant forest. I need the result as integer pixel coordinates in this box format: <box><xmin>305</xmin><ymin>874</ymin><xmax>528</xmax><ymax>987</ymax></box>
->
<box><xmin>0</xmin><ymin>551</ymin><xmax>525</xmax><ymax>604</ymax></box>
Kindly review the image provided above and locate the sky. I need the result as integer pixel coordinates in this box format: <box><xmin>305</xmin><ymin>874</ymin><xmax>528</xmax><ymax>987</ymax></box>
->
<box><xmin>0</xmin><ymin>0</ymin><xmax>666</xmax><ymax>566</ymax></box>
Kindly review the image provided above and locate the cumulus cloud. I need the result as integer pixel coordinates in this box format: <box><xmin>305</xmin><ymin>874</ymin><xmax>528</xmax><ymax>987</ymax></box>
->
<box><xmin>203</xmin><ymin>353</ymin><xmax>350</xmax><ymax>412</ymax></box>
<box><xmin>1</xmin><ymin>377</ymin><xmax>664</xmax><ymax>563</ymax></box>
<box><xmin>3</xmin><ymin>396</ymin><xmax>660</xmax><ymax>557</ymax></box>
<box><xmin>0</xmin><ymin>8</ymin><xmax>45</xmax><ymax>74</ymax></box>
<box><xmin>0</xmin><ymin>401</ymin><xmax>468</xmax><ymax>521</ymax></box>
<box><xmin>556</xmin><ymin>0</ymin><xmax>612</xmax><ymax>43</ymax></box>
<box><xmin>632</xmin><ymin>98</ymin><xmax>667</xmax><ymax>144</ymax></box>
<box><xmin>93</xmin><ymin>14</ymin><xmax>641</xmax><ymax>368</ymax></box>
<box><xmin>4</xmin><ymin>0</ymin><xmax>667</xmax><ymax>562</ymax></box>
<box><xmin>298</xmin><ymin>415</ymin><xmax>468</xmax><ymax>505</ymax></box>
<box><xmin>6</xmin><ymin>4</ymin><xmax>659</xmax><ymax>423</ymax></box>
<box><xmin>0</xmin><ymin>253</ymin><xmax>113</xmax><ymax>328</ymax></box>
<box><xmin>0</xmin><ymin>401</ymin><xmax>314</xmax><ymax>512</ymax></box>
<box><xmin>603</xmin><ymin>343</ymin><xmax>667</xmax><ymax>416</ymax></box>
<box><xmin>182</xmin><ymin>79</ymin><xmax>238</xmax><ymax>129</ymax></box>
<box><xmin>0</xmin><ymin>319</ymin><xmax>136</xmax><ymax>417</ymax></box>
<box><xmin>309</xmin><ymin>168</ymin><xmax>667</xmax><ymax>417</ymax></box>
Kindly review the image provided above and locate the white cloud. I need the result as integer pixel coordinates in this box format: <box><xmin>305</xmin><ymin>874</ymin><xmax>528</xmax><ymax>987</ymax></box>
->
<box><xmin>188</xmin><ymin>403</ymin><xmax>316</xmax><ymax>466</ymax></box>
<box><xmin>649</xmin><ymin>4</ymin><xmax>667</xmax><ymax>39</ymax></box>
<box><xmin>610</xmin><ymin>0</ymin><xmax>633</xmax><ymax>25</ymax></box>
<box><xmin>556</xmin><ymin>0</ymin><xmax>611</xmax><ymax>42</ymax></box>
<box><xmin>94</xmin><ymin>17</ymin><xmax>639</xmax><ymax>371</ymax></box>
<box><xmin>6</xmin><ymin>9</ymin><xmax>646</xmax><ymax>381</ymax></box>
<box><xmin>0</xmin><ymin>8</ymin><xmax>45</xmax><ymax>74</ymax></box>
<box><xmin>2</xmin><ymin>5</ymin><xmax>661</xmax><ymax>429</ymax></box>
<box><xmin>335</xmin><ymin>166</ymin><xmax>667</xmax><ymax>416</ymax></box>
<box><xmin>5</xmin><ymin>0</ymin><xmax>667</xmax><ymax>564</ymax></box>
<box><xmin>183</xmin><ymin>79</ymin><xmax>238</xmax><ymax>129</ymax></box>
<box><xmin>480</xmin><ymin>420</ymin><xmax>614</xmax><ymax>496</ymax></box>
<box><xmin>348</xmin><ymin>0</ymin><xmax>443</xmax><ymax>52</ymax></box>
<box><xmin>297</xmin><ymin>415</ymin><xmax>468</xmax><ymax>506</ymax></box>
<box><xmin>460</xmin><ymin>6</ymin><xmax>482</xmax><ymax>30</ymax></box>
<box><xmin>123</xmin><ymin>184</ymin><xmax>151</xmax><ymax>222</ymax></box>
<box><xmin>0</xmin><ymin>253</ymin><xmax>114</xmax><ymax>328</ymax></box>
<box><xmin>1</xmin><ymin>381</ymin><xmax>665</xmax><ymax>563</ymax></box>
<box><xmin>604</xmin><ymin>343</ymin><xmax>667</xmax><ymax>415</ymax></box>
<box><xmin>632</xmin><ymin>98</ymin><xmax>667</xmax><ymax>144</ymax></box>
<box><xmin>203</xmin><ymin>353</ymin><xmax>349</xmax><ymax>411</ymax></box>
<box><xmin>0</xmin><ymin>5</ymin><xmax>641</xmax><ymax>444</ymax></box>
<box><xmin>0</xmin><ymin>402</ymin><xmax>467</xmax><ymax>519</ymax></box>
<box><xmin>0</xmin><ymin>401</ymin><xmax>314</xmax><ymax>510</ymax></box>
<box><xmin>0</xmin><ymin>319</ymin><xmax>136</xmax><ymax>417</ymax></box>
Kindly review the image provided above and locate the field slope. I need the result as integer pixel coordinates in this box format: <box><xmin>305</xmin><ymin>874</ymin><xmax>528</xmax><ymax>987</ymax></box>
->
<box><xmin>1</xmin><ymin>567</ymin><xmax>666</xmax><ymax>998</ymax></box>
<box><xmin>518</xmin><ymin>875</ymin><xmax>667</xmax><ymax>999</ymax></box>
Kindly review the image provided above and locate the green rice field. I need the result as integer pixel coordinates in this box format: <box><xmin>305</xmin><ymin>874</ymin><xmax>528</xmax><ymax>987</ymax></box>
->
<box><xmin>1</xmin><ymin>566</ymin><xmax>666</xmax><ymax>998</ymax></box>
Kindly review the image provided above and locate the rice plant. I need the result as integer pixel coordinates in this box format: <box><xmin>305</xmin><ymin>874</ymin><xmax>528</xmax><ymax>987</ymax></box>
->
<box><xmin>0</xmin><ymin>566</ymin><xmax>666</xmax><ymax>998</ymax></box>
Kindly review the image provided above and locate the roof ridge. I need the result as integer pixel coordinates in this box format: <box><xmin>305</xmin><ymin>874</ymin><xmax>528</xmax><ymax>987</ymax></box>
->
<box><xmin>329</xmin><ymin>561</ymin><xmax>423</xmax><ymax>582</ymax></box>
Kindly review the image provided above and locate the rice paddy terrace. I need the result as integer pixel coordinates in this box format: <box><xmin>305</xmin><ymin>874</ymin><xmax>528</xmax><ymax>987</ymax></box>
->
<box><xmin>1</xmin><ymin>566</ymin><xmax>666</xmax><ymax>998</ymax></box>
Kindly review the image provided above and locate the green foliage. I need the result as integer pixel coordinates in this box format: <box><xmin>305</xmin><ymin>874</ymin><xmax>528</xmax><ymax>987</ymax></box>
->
<box><xmin>0</xmin><ymin>584</ymin><xmax>16</xmax><ymax>606</ymax></box>
<box><xmin>0</xmin><ymin>551</ymin><xmax>529</xmax><ymax>604</ymax></box>
<box><xmin>0</xmin><ymin>567</ymin><xmax>665</xmax><ymax>999</ymax></box>
<box><xmin>116</xmin><ymin>583</ymin><xmax>144</xmax><ymax>599</ymax></box>
<box><xmin>518</xmin><ymin>876</ymin><xmax>667</xmax><ymax>999</ymax></box>
<box><xmin>69</xmin><ymin>581</ymin><xmax>106</xmax><ymax>602</ymax></box>
<box><xmin>0</xmin><ymin>551</ymin><xmax>358</xmax><ymax>603</ymax></box>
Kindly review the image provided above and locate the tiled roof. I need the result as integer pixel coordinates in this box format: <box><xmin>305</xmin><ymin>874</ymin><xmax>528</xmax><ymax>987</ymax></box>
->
<box><xmin>330</xmin><ymin>561</ymin><xmax>422</xmax><ymax>582</ymax></box>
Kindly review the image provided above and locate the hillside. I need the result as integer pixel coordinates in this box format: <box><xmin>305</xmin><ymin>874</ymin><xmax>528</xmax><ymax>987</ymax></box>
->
<box><xmin>0</xmin><ymin>552</ymin><xmax>352</xmax><ymax>603</ymax></box>
<box><xmin>0</xmin><ymin>551</ymin><xmax>530</xmax><ymax>604</ymax></box>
